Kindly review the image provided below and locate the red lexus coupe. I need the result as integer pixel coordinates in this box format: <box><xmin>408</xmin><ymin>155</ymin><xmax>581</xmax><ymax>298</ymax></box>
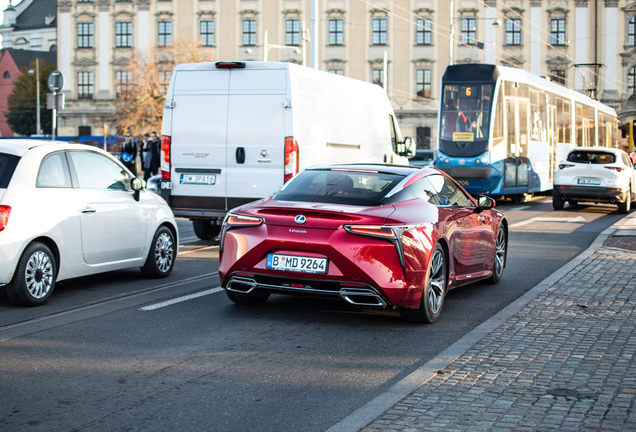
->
<box><xmin>219</xmin><ymin>165</ymin><xmax>507</xmax><ymax>323</ymax></box>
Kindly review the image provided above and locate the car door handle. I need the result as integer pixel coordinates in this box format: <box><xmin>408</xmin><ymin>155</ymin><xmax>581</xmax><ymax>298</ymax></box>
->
<box><xmin>81</xmin><ymin>207</ymin><xmax>96</xmax><ymax>214</ymax></box>
<box><xmin>236</xmin><ymin>147</ymin><xmax>245</xmax><ymax>164</ymax></box>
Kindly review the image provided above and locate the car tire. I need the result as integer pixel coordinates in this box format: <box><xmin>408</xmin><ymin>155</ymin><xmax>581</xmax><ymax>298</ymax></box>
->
<box><xmin>488</xmin><ymin>225</ymin><xmax>507</xmax><ymax>284</ymax></box>
<box><xmin>400</xmin><ymin>243</ymin><xmax>447</xmax><ymax>324</ymax></box>
<box><xmin>226</xmin><ymin>289</ymin><xmax>270</xmax><ymax>305</ymax></box>
<box><xmin>7</xmin><ymin>242</ymin><xmax>57</xmax><ymax>307</ymax></box>
<box><xmin>618</xmin><ymin>188</ymin><xmax>632</xmax><ymax>214</ymax></box>
<box><xmin>552</xmin><ymin>190</ymin><xmax>565</xmax><ymax>210</ymax></box>
<box><xmin>193</xmin><ymin>220</ymin><xmax>222</xmax><ymax>241</ymax></box>
<box><xmin>141</xmin><ymin>226</ymin><xmax>176</xmax><ymax>278</ymax></box>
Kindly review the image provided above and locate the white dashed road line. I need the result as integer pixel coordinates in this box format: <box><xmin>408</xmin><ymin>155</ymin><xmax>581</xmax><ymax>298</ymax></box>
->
<box><xmin>510</xmin><ymin>215</ymin><xmax>587</xmax><ymax>228</ymax></box>
<box><xmin>140</xmin><ymin>287</ymin><xmax>224</xmax><ymax>311</ymax></box>
<box><xmin>508</xmin><ymin>205</ymin><xmax>531</xmax><ymax>211</ymax></box>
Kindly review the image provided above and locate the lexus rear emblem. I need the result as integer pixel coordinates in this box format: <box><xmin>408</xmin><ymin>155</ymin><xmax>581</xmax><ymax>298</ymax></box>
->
<box><xmin>294</xmin><ymin>215</ymin><xmax>307</xmax><ymax>224</ymax></box>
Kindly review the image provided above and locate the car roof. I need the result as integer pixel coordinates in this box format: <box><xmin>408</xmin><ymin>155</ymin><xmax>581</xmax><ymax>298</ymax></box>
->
<box><xmin>305</xmin><ymin>163</ymin><xmax>428</xmax><ymax>176</ymax></box>
<box><xmin>0</xmin><ymin>139</ymin><xmax>73</xmax><ymax>157</ymax></box>
<box><xmin>571</xmin><ymin>146</ymin><xmax>624</xmax><ymax>154</ymax></box>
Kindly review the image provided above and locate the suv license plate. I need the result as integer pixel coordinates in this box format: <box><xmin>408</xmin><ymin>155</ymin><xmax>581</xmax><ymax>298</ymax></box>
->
<box><xmin>266</xmin><ymin>254</ymin><xmax>328</xmax><ymax>274</ymax></box>
<box><xmin>577</xmin><ymin>178</ymin><xmax>601</xmax><ymax>185</ymax></box>
<box><xmin>180</xmin><ymin>174</ymin><xmax>216</xmax><ymax>185</ymax></box>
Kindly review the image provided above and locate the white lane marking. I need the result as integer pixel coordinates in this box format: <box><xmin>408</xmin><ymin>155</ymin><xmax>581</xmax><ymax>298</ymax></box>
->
<box><xmin>510</xmin><ymin>215</ymin><xmax>587</xmax><ymax>228</ymax></box>
<box><xmin>508</xmin><ymin>205</ymin><xmax>531</xmax><ymax>211</ymax></box>
<box><xmin>140</xmin><ymin>287</ymin><xmax>224</xmax><ymax>311</ymax></box>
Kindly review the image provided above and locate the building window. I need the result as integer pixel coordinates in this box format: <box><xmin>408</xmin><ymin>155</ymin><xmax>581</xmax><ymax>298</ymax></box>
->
<box><xmin>461</xmin><ymin>18</ymin><xmax>476</xmax><ymax>45</ymax></box>
<box><xmin>30</xmin><ymin>32</ymin><xmax>42</xmax><ymax>48</ymax></box>
<box><xmin>505</xmin><ymin>18</ymin><xmax>521</xmax><ymax>45</ymax></box>
<box><xmin>158</xmin><ymin>21</ymin><xmax>172</xmax><ymax>47</ymax></box>
<box><xmin>629</xmin><ymin>16</ymin><xmax>636</xmax><ymax>46</ymax></box>
<box><xmin>77</xmin><ymin>72</ymin><xmax>94</xmax><ymax>99</ymax></box>
<box><xmin>550</xmin><ymin>70</ymin><xmax>565</xmax><ymax>85</ymax></box>
<box><xmin>416</xmin><ymin>127</ymin><xmax>431</xmax><ymax>150</ymax></box>
<box><xmin>286</xmin><ymin>19</ymin><xmax>300</xmax><ymax>46</ymax></box>
<box><xmin>416</xmin><ymin>18</ymin><xmax>432</xmax><ymax>45</ymax></box>
<box><xmin>550</xmin><ymin>19</ymin><xmax>566</xmax><ymax>45</ymax></box>
<box><xmin>115</xmin><ymin>71</ymin><xmax>132</xmax><ymax>98</ymax></box>
<box><xmin>243</xmin><ymin>20</ymin><xmax>257</xmax><ymax>46</ymax></box>
<box><xmin>328</xmin><ymin>69</ymin><xmax>343</xmax><ymax>75</ymax></box>
<box><xmin>372</xmin><ymin>69</ymin><xmax>384</xmax><ymax>87</ymax></box>
<box><xmin>629</xmin><ymin>67</ymin><xmax>636</xmax><ymax>96</ymax></box>
<box><xmin>416</xmin><ymin>69</ymin><xmax>431</xmax><ymax>98</ymax></box>
<box><xmin>200</xmin><ymin>21</ymin><xmax>215</xmax><ymax>46</ymax></box>
<box><xmin>78</xmin><ymin>126</ymin><xmax>92</xmax><ymax>136</ymax></box>
<box><xmin>115</xmin><ymin>22</ymin><xmax>133</xmax><ymax>48</ymax></box>
<box><xmin>329</xmin><ymin>19</ymin><xmax>344</xmax><ymax>45</ymax></box>
<box><xmin>372</xmin><ymin>19</ymin><xmax>387</xmax><ymax>45</ymax></box>
<box><xmin>159</xmin><ymin>70</ymin><xmax>172</xmax><ymax>94</ymax></box>
<box><xmin>77</xmin><ymin>23</ymin><xmax>94</xmax><ymax>48</ymax></box>
<box><xmin>3</xmin><ymin>71</ymin><xmax>10</xmax><ymax>79</ymax></box>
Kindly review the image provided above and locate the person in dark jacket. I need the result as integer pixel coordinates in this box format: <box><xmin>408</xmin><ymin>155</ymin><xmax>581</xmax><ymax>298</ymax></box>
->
<box><xmin>144</xmin><ymin>131</ymin><xmax>161</xmax><ymax>180</ymax></box>
<box><xmin>120</xmin><ymin>133</ymin><xmax>138</xmax><ymax>176</ymax></box>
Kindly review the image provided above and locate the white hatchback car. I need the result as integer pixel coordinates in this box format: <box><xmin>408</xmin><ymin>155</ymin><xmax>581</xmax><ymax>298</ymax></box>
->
<box><xmin>553</xmin><ymin>146</ymin><xmax>636</xmax><ymax>213</ymax></box>
<box><xmin>0</xmin><ymin>140</ymin><xmax>178</xmax><ymax>306</ymax></box>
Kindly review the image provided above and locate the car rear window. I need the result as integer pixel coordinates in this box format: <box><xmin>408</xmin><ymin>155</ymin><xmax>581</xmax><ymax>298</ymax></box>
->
<box><xmin>275</xmin><ymin>169</ymin><xmax>405</xmax><ymax>206</ymax></box>
<box><xmin>0</xmin><ymin>153</ymin><xmax>20</xmax><ymax>189</ymax></box>
<box><xmin>567</xmin><ymin>151</ymin><xmax>616</xmax><ymax>164</ymax></box>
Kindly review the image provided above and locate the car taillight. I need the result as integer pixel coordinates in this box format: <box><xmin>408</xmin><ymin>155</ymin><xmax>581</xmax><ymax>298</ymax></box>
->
<box><xmin>558</xmin><ymin>164</ymin><xmax>574</xmax><ymax>169</ymax></box>
<box><xmin>344</xmin><ymin>225</ymin><xmax>396</xmax><ymax>239</ymax></box>
<box><xmin>0</xmin><ymin>205</ymin><xmax>11</xmax><ymax>231</ymax></box>
<box><xmin>605</xmin><ymin>166</ymin><xmax>625</xmax><ymax>172</ymax></box>
<box><xmin>161</xmin><ymin>135</ymin><xmax>171</xmax><ymax>180</ymax></box>
<box><xmin>284</xmin><ymin>137</ymin><xmax>299</xmax><ymax>183</ymax></box>
<box><xmin>225</xmin><ymin>213</ymin><xmax>264</xmax><ymax>227</ymax></box>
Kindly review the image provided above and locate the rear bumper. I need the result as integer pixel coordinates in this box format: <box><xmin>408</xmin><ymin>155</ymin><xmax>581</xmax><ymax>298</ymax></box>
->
<box><xmin>554</xmin><ymin>185</ymin><xmax>628</xmax><ymax>203</ymax></box>
<box><xmin>225</xmin><ymin>274</ymin><xmax>390</xmax><ymax>308</ymax></box>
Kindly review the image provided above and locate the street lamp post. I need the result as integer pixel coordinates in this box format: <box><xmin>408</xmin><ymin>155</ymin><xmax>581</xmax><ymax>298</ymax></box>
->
<box><xmin>449</xmin><ymin>0</ymin><xmax>501</xmax><ymax>66</ymax></box>
<box><xmin>27</xmin><ymin>58</ymin><xmax>41</xmax><ymax>135</ymax></box>
<box><xmin>263</xmin><ymin>31</ymin><xmax>302</xmax><ymax>64</ymax></box>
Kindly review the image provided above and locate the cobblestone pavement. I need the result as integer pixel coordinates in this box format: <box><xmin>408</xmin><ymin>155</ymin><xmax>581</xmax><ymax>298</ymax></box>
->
<box><xmin>359</xmin><ymin>242</ymin><xmax>636</xmax><ymax>431</ymax></box>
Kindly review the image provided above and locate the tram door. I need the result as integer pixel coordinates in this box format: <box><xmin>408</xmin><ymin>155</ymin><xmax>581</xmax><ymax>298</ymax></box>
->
<box><xmin>504</xmin><ymin>99</ymin><xmax>530</xmax><ymax>188</ymax></box>
<box><xmin>547</xmin><ymin>106</ymin><xmax>557</xmax><ymax>183</ymax></box>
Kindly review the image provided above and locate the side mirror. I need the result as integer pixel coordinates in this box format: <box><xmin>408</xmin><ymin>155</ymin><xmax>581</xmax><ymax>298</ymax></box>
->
<box><xmin>399</xmin><ymin>137</ymin><xmax>415</xmax><ymax>158</ymax></box>
<box><xmin>476</xmin><ymin>195</ymin><xmax>495</xmax><ymax>211</ymax></box>
<box><xmin>131</xmin><ymin>177</ymin><xmax>145</xmax><ymax>201</ymax></box>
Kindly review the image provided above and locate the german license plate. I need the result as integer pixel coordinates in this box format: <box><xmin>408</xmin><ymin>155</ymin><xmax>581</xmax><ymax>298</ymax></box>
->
<box><xmin>266</xmin><ymin>254</ymin><xmax>328</xmax><ymax>274</ymax></box>
<box><xmin>577</xmin><ymin>178</ymin><xmax>601</xmax><ymax>185</ymax></box>
<box><xmin>180</xmin><ymin>174</ymin><xmax>216</xmax><ymax>185</ymax></box>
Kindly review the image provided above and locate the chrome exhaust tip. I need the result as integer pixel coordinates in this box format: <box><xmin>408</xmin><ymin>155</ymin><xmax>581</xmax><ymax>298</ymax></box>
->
<box><xmin>610</xmin><ymin>198</ymin><xmax>616</xmax><ymax>204</ymax></box>
<box><xmin>226</xmin><ymin>277</ymin><xmax>257</xmax><ymax>293</ymax></box>
<box><xmin>339</xmin><ymin>287</ymin><xmax>387</xmax><ymax>308</ymax></box>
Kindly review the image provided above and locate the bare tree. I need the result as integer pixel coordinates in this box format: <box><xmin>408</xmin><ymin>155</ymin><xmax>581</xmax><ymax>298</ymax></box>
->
<box><xmin>113</xmin><ymin>38</ymin><xmax>215</xmax><ymax>134</ymax></box>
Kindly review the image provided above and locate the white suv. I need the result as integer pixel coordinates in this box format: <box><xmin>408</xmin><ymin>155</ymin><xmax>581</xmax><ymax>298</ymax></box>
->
<box><xmin>553</xmin><ymin>147</ymin><xmax>636</xmax><ymax>213</ymax></box>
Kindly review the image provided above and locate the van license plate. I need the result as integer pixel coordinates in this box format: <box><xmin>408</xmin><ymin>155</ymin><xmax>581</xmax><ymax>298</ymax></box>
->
<box><xmin>577</xmin><ymin>178</ymin><xmax>601</xmax><ymax>185</ymax></box>
<box><xmin>180</xmin><ymin>174</ymin><xmax>216</xmax><ymax>185</ymax></box>
<box><xmin>266</xmin><ymin>254</ymin><xmax>328</xmax><ymax>274</ymax></box>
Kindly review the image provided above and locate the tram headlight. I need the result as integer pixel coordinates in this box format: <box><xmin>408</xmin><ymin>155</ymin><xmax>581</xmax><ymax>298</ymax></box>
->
<box><xmin>481</xmin><ymin>156</ymin><xmax>489</xmax><ymax>164</ymax></box>
<box><xmin>445</xmin><ymin>159</ymin><xmax>450</xmax><ymax>163</ymax></box>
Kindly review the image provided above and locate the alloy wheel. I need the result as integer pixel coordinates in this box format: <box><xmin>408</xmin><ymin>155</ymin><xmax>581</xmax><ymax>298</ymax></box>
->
<box><xmin>493</xmin><ymin>227</ymin><xmax>506</xmax><ymax>279</ymax></box>
<box><xmin>428</xmin><ymin>249</ymin><xmax>446</xmax><ymax>315</ymax></box>
<box><xmin>25</xmin><ymin>251</ymin><xmax>54</xmax><ymax>299</ymax></box>
<box><xmin>154</xmin><ymin>232</ymin><xmax>174</xmax><ymax>273</ymax></box>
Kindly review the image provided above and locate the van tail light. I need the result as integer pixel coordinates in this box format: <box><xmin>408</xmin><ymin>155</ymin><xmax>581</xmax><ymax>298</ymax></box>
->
<box><xmin>284</xmin><ymin>137</ymin><xmax>299</xmax><ymax>183</ymax></box>
<box><xmin>558</xmin><ymin>164</ymin><xmax>574</xmax><ymax>169</ymax></box>
<box><xmin>605</xmin><ymin>166</ymin><xmax>625</xmax><ymax>172</ymax></box>
<box><xmin>161</xmin><ymin>135</ymin><xmax>171</xmax><ymax>180</ymax></box>
<box><xmin>0</xmin><ymin>205</ymin><xmax>11</xmax><ymax>232</ymax></box>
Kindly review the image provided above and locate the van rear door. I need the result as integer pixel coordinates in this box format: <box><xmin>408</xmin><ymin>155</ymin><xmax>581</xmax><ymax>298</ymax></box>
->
<box><xmin>169</xmin><ymin>69</ymin><xmax>230</xmax><ymax>212</ymax></box>
<box><xmin>225</xmin><ymin>69</ymin><xmax>287</xmax><ymax>209</ymax></box>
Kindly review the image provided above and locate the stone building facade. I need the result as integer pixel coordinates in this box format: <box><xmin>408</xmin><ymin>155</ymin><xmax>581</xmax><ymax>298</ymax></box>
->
<box><xmin>56</xmin><ymin>0</ymin><xmax>634</xmax><ymax>147</ymax></box>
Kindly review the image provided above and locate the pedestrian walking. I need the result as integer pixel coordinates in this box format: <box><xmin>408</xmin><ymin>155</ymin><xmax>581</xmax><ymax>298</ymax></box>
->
<box><xmin>144</xmin><ymin>131</ymin><xmax>161</xmax><ymax>180</ymax></box>
<box><xmin>140</xmin><ymin>133</ymin><xmax>150</xmax><ymax>166</ymax></box>
<box><xmin>120</xmin><ymin>132</ymin><xmax>138</xmax><ymax>176</ymax></box>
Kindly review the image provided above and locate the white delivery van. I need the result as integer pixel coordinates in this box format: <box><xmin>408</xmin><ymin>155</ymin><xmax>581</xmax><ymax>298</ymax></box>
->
<box><xmin>160</xmin><ymin>61</ymin><xmax>413</xmax><ymax>240</ymax></box>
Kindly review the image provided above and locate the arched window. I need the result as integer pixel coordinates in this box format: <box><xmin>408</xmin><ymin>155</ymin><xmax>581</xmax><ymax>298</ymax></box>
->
<box><xmin>630</xmin><ymin>16</ymin><xmax>636</xmax><ymax>46</ymax></box>
<box><xmin>629</xmin><ymin>67</ymin><xmax>636</xmax><ymax>96</ymax></box>
<box><xmin>3</xmin><ymin>71</ymin><xmax>10</xmax><ymax>79</ymax></box>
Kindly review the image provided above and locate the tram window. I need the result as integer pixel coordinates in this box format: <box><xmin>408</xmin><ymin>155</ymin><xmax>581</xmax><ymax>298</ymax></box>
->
<box><xmin>440</xmin><ymin>83</ymin><xmax>494</xmax><ymax>140</ymax></box>
<box><xmin>563</xmin><ymin>100</ymin><xmax>571</xmax><ymax>143</ymax></box>
<box><xmin>493</xmin><ymin>87</ymin><xmax>504</xmax><ymax>139</ymax></box>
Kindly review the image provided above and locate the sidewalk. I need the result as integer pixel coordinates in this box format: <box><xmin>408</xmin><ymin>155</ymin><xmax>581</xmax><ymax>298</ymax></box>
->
<box><xmin>330</xmin><ymin>212</ymin><xmax>636</xmax><ymax>432</ymax></box>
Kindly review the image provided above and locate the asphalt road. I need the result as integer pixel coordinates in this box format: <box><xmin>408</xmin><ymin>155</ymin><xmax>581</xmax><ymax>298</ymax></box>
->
<box><xmin>0</xmin><ymin>201</ymin><xmax>628</xmax><ymax>431</ymax></box>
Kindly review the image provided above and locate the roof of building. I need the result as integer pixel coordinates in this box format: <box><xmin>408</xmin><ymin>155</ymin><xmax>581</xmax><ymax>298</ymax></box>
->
<box><xmin>12</xmin><ymin>0</ymin><xmax>56</xmax><ymax>31</ymax></box>
<box><xmin>0</xmin><ymin>48</ymin><xmax>56</xmax><ymax>69</ymax></box>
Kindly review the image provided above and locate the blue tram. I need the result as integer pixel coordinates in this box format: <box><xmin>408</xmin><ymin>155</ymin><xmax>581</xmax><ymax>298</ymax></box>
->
<box><xmin>435</xmin><ymin>64</ymin><xmax>619</xmax><ymax>201</ymax></box>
